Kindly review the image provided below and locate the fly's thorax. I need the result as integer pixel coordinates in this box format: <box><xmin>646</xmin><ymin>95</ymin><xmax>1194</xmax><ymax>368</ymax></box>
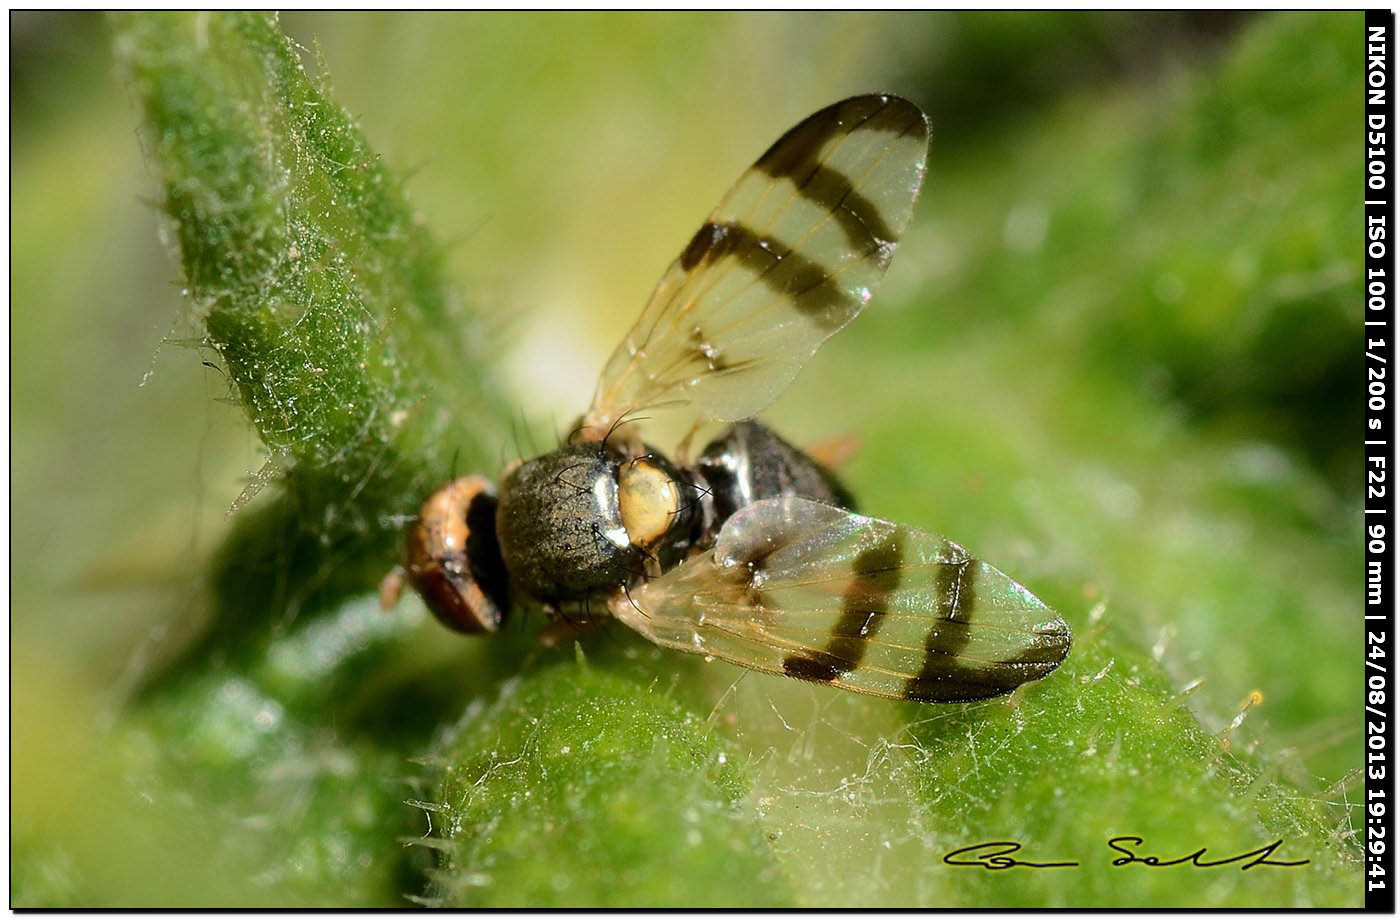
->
<box><xmin>495</xmin><ymin>443</ymin><xmax>697</xmax><ymax>604</ymax></box>
<box><xmin>496</xmin><ymin>445</ymin><xmax>631</xmax><ymax>603</ymax></box>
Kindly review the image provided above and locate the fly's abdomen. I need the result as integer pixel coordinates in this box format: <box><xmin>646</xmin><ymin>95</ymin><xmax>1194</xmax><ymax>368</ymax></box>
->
<box><xmin>695</xmin><ymin>421</ymin><xmax>855</xmax><ymax>529</ymax></box>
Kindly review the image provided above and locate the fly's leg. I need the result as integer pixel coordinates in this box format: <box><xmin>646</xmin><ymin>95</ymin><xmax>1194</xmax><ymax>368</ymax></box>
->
<box><xmin>537</xmin><ymin>601</ymin><xmax>606</xmax><ymax>647</ymax></box>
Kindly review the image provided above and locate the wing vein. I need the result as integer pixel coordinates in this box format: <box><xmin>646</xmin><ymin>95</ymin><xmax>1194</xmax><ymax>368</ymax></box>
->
<box><xmin>592</xmin><ymin>96</ymin><xmax>927</xmax><ymax>422</ymax></box>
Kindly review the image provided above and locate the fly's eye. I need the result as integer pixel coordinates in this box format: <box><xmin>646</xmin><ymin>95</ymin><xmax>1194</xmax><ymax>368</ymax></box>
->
<box><xmin>617</xmin><ymin>458</ymin><xmax>681</xmax><ymax>550</ymax></box>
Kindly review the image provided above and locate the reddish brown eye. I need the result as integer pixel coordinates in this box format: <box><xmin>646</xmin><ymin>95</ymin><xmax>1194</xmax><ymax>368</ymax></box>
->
<box><xmin>405</xmin><ymin>475</ymin><xmax>509</xmax><ymax>633</ymax></box>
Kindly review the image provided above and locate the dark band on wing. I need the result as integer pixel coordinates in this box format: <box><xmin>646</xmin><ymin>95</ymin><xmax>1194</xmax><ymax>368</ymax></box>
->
<box><xmin>782</xmin><ymin>529</ymin><xmax>905</xmax><ymax>683</ymax></box>
<box><xmin>786</xmin><ymin>162</ymin><xmax>898</xmax><ymax>252</ymax></box>
<box><xmin>900</xmin><ymin>558</ymin><xmax>1073</xmax><ymax>701</ymax></box>
<box><xmin>753</xmin><ymin>94</ymin><xmax>917</xmax><ymax>179</ymax></box>
<box><xmin>754</xmin><ymin>97</ymin><xmax>925</xmax><ymax>251</ymax></box>
<box><xmin>677</xmin><ymin>221</ymin><xmax>861</xmax><ymax>331</ymax></box>
<box><xmin>942</xmin><ymin>556</ymin><xmax>977</xmax><ymax>623</ymax></box>
<box><xmin>902</xmin><ymin>641</ymin><xmax>1071</xmax><ymax>703</ymax></box>
<box><xmin>901</xmin><ymin>556</ymin><xmax>978</xmax><ymax>698</ymax></box>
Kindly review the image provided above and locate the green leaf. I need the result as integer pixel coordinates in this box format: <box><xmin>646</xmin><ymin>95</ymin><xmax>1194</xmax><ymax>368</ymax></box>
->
<box><xmin>113</xmin><ymin>10</ymin><xmax>508</xmax><ymax>550</ymax></box>
<box><xmin>101</xmin><ymin>10</ymin><xmax>521</xmax><ymax>904</ymax></box>
<box><xmin>425</xmin><ymin>646</ymin><xmax>793</xmax><ymax>907</ymax></box>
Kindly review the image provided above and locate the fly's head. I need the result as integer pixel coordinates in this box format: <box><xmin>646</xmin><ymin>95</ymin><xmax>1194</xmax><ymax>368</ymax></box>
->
<box><xmin>403</xmin><ymin>475</ymin><xmax>511</xmax><ymax>633</ymax></box>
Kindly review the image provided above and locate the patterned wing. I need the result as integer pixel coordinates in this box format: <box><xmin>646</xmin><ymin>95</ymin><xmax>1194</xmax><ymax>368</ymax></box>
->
<box><xmin>586</xmin><ymin>94</ymin><xmax>930</xmax><ymax>434</ymax></box>
<box><xmin>615</xmin><ymin>498</ymin><xmax>1070</xmax><ymax>703</ymax></box>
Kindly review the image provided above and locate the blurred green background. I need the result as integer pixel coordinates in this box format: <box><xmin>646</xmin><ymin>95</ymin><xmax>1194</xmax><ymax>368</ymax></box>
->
<box><xmin>12</xmin><ymin>11</ymin><xmax>1364</xmax><ymax>907</ymax></box>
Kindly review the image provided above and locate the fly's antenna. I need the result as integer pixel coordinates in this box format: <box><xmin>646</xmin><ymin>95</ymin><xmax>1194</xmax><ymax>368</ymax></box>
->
<box><xmin>448</xmin><ymin>446</ymin><xmax>462</xmax><ymax>480</ymax></box>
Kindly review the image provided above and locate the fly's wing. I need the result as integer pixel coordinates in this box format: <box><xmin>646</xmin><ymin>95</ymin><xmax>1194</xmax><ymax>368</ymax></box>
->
<box><xmin>615</xmin><ymin>498</ymin><xmax>1070</xmax><ymax>703</ymax></box>
<box><xmin>586</xmin><ymin>95</ymin><xmax>930</xmax><ymax>434</ymax></box>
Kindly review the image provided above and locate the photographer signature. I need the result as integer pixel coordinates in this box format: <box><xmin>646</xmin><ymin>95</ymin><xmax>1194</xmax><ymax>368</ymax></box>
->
<box><xmin>943</xmin><ymin>837</ymin><xmax>1309</xmax><ymax>871</ymax></box>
